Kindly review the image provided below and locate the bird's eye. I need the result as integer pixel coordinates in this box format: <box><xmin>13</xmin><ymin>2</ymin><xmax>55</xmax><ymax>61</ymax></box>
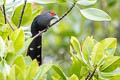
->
<box><xmin>49</xmin><ymin>11</ymin><xmax>55</xmax><ymax>16</ymax></box>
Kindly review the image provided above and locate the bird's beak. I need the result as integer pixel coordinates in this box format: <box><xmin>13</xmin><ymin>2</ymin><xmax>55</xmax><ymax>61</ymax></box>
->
<box><xmin>53</xmin><ymin>15</ymin><xmax>59</xmax><ymax>20</ymax></box>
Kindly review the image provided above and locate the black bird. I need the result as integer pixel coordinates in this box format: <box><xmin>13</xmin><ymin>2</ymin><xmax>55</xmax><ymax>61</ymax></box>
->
<box><xmin>27</xmin><ymin>11</ymin><xmax>58</xmax><ymax>65</ymax></box>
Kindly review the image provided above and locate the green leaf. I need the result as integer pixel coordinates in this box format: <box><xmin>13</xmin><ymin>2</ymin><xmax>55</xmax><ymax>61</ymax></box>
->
<box><xmin>5</xmin><ymin>40</ymin><xmax>15</xmax><ymax>64</ymax></box>
<box><xmin>0</xmin><ymin>24</ymin><xmax>9</xmax><ymax>40</ymax></box>
<box><xmin>52</xmin><ymin>65</ymin><xmax>67</xmax><ymax>80</ymax></box>
<box><xmin>34</xmin><ymin>64</ymin><xmax>53</xmax><ymax>80</ymax></box>
<box><xmin>82</xmin><ymin>36</ymin><xmax>96</xmax><ymax>63</ymax></box>
<box><xmin>10</xmin><ymin>29</ymin><xmax>25</xmax><ymax>53</ymax></box>
<box><xmin>16</xmin><ymin>38</ymin><xmax>33</xmax><ymax>56</ymax></box>
<box><xmin>0</xmin><ymin>10</ymin><xmax>5</xmax><ymax>24</ymax></box>
<box><xmin>0</xmin><ymin>72</ymin><xmax>5</xmax><ymax>80</ymax></box>
<box><xmin>101</xmin><ymin>38</ymin><xmax>117</xmax><ymax>49</ymax></box>
<box><xmin>24</xmin><ymin>6</ymin><xmax>43</xmax><ymax>26</ymax></box>
<box><xmin>77</xmin><ymin>0</ymin><xmax>97</xmax><ymax>6</ymax></box>
<box><xmin>15</xmin><ymin>65</ymin><xmax>24</xmax><ymax>80</ymax></box>
<box><xmin>25</xmin><ymin>60</ymin><xmax>39</xmax><ymax>80</ymax></box>
<box><xmin>12</xmin><ymin>3</ymin><xmax>32</xmax><ymax>26</ymax></box>
<box><xmin>80</xmin><ymin>8</ymin><xmax>111</xmax><ymax>21</ymax></box>
<box><xmin>56</xmin><ymin>0</ymin><xmax>66</xmax><ymax>3</ymax></box>
<box><xmin>100</xmin><ymin>56</ymin><xmax>120</xmax><ymax>72</ymax></box>
<box><xmin>99</xmin><ymin>68</ymin><xmax>120</xmax><ymax>79</ymax></box>
<box><xmin>70</xmin><ymin>58</ymin><xmax>81</xmax><ymax>78</ymax></box>
<box><xmin>24</xmin><ymin>56</ymin><xmax>32</xmax><ymax>66</ymax></box>
<box><xmin>0</xmin><ymin>60</ymin><xmax>10</xmax><ymax>77</ymax></box>
<box><xmin>7</xmin><ymin>65</ymin><xmax>15</xmax><ymax>80</ymax></box>
<box><xmin>91</xmin><ymin>42</ymin><xmax>104</xmax><ymax>66</ymax></box>
<box><xmin>68</xmin><ymin>74</ymin><xmax>79</xmax><ymax>80</ymax></box>
<box><xmin>0</xmin><ymin>0</ymin><xmax>4</xmax><ymax>5</ymax></box>
<box><xmin>13</xmin><ymin>56</ymin><xmax>26</xmax><ymax>74</ymax></box>
<box><xmin>0</xmin><ymin>36</ymin><xmax>5</xmax><ymax>58</ymax></box>
<box><xmin>101</xmin><ymin>38</ymin><xmax>117</xmax><ymax>56</ymax></box>
<box><xmin>34</xmin><ymin>0</ymin><xmax>56</xmax><ymax>4</ymax></box>
<box><xmin>70</xmin><ymin>36</ymin><xmax>81</xmax><ymax>54</ymax></box>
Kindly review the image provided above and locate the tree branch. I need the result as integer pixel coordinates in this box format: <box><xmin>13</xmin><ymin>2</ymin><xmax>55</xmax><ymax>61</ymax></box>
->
<box><xmin>2</xmin><ymin>4</ymin><xmax>7</xmax><ymax>24</ymax></box>
<box><xmin>85</xmin><ymin>65</ymin><xmax>97</xmax><ymax>80</ymax></box>
<box><xmin>18</xmin><ymin>0</ymin><xmax>27</xmax><ymax>28</ymax></box>
<box><xmin>33</xmin><ymin>2</ymin><xmax>76</xmax><ymax>39</ymax></box>
<box><xmin>85</xmin><ymin>72</ymin><xmax>91</xmax><ymax>80</ymax></box>
<box><xmin>0</xmin><ymin>6</ymin><xmax>15</xmax><ymax>31</ymax></box>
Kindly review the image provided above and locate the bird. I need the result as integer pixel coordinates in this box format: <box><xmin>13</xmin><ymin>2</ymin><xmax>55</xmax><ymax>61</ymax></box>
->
<box><xmin>27</xmin><ymin>11</ymin><xmax>58</xmax><ymax>65</ymax></box>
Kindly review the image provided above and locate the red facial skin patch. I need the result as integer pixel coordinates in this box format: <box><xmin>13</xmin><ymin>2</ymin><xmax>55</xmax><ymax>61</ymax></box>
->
<box><xmin>49</xmin><ymin>11</ymin><xmax>55</xmax><ymax>16</ymax></box>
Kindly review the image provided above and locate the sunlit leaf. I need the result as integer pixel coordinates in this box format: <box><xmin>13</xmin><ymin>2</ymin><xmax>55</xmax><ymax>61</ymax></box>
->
<box><xmin>91</xmin><ymin>42</ymin><xmax>104</xmax><ymax>65</ymax></box>
<box><xmin>12</xmin><ymin>3</ymin><xmax>32</xmax><ymax>26</ymax></box>
<box><xmin>68</xmin><ymin>74</ymin><xmax>79</xmax><ymax>80</ymax></box>
<box><xmin>16</xmin><ymin>38</ymin><xmax>33</xmax><ymax>56</ymax></box>
<box><xmin>15</xmin><ymin>65</ymin><xmax>24</xmax><ymax>80</ymax></box>
<box><xmin>10</xmin><ymin>29</ymin><xmax>25</xmax><ymax>53</ymax></box>
<box><xmin>34</xmin><ymin>0</ymin><xmax>56</xmax><ymax>4</ymax></box>
<box><xmin>52</xmin><ymin>65</ymin><xmax>67</xmax><ymax>80</ymax></box>
<box><xmin>0</xmin><ymin>0</ymin><xmax>4</xmax><ymax>5</ymax></box>
<box><xmin>34</xmin><ymin>64</ymin><xmax>53</xmax><ymax>80</ymax></box>
<box><xmin>13</xmin><ymin>56</ymin><xmax>26</xmax><ymax>74</ymax></box>
<box><xmin>80</xmin><ymin>8</ymin><xmax>111</xmax><ymax>21</ymax></box>
<box><xmin>77</xmin><ymin>0</ymin><xmax>97</xmax><ymax>6</ymax></box>
<box><xmin>0</xmin><ymin>36</ymin><xmax>5</xmax><ymax>58</ymax></box>
<box><xmin>82</xmin><ymin>36</ymin><xmax>96</xmax><ymax>63</ymax></box>
<box><xmin>7</xmin><ymin>65</ymin><xmax>15</xmax><ymax>80</ymax></box>
<box><xmin>70</xmin><ymin>36</ymin><xmax>81</xmax><ymax>54</ymax></box>
<box><xmin>0</xmin><ymin>72</ymin><xmax>5</xmax><ymax>80</ymax></box>
<box><xmin>25</xmin><ymin>60</ymin><xmax>39</xmax><ymax>80</ymax></box>
<box><xmin>100</xmin><ymin>56</ymin><xmax>120</xmax><ymax>72</ymax></box>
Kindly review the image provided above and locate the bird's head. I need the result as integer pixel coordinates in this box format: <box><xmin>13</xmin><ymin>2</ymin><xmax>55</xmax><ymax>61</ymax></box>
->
<box><xmin>48</xmin><ymin>11</ymin><xmax>59</xmax><ymax>20</ymax></box>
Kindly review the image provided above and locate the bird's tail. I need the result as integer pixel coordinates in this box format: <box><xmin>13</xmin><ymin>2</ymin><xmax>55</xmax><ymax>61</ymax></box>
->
<box><xmin>27</xmin><ymin>35</ymin><xmax>42</xmax><ymax>65</ymax></box>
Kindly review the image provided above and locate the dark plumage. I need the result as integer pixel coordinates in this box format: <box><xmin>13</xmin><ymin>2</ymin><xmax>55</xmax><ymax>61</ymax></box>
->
<box><xmin>27</xmin><ymin>11</ymin><xmax>57</xmax><ymax>65</ymax></box>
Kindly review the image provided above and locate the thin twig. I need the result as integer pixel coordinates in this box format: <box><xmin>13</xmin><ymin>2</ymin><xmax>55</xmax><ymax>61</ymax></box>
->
<box><xmin>33</xmin><ymin>2</ymin><xmax>76</xmax><ymax>39</ymax></box>
<box><xmin>3</xmin><ymin>4</ymin><xmax>7</xmax><ymax>24</ymax></box>
<box><xmin>0</xmin><ymin>6</ymin><xmax>15</xmax><ymax>31</ymax></box>
<box><xmin>85</xmin><ymin>65</ymin><xmax>97</xmax><ymax>80</ymax></box>
<box><xmin>18</xmin><ymin>0</ymin><xmax>27</xmax><ymax>28</ymax></box>
<box><xmin>85</xmin><ymin>72</ymin><xmax>91</xmax><ymax>80</ymax></box>
<box><xmin>49</xmin><ymin>2</ymin><xmax>76</xmax><ymax>27</ymax></box>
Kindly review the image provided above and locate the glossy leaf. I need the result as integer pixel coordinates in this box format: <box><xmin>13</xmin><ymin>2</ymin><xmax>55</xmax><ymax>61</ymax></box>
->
<box><xmin>91</xmin><ymin>42</ymin><xmax>104</xmax><ymax>65</ymax></box>
<box><xmin>16</xmin><ymin>38</ymin><xmax>33</xmax><ymax>56</ymax></box>
<box><xmin>82</xmin><ymin>36</ymin><xmax>96</xmax><ymax>63</ymax></box>
<box><xmin>7</xmin><ymin>65</ymin><xmax>15</xmax><ymax>80</ymax></box>
<box><xmin>68</xmin><ymin>74</ymin><xmax>79</xmax><ymax>80</ymax></box>
<box><xmin>52</xmin><ymin>65</ymin><xmax>67</xmax><ymax>80</ymax></box>
<box><xmin>34</xmin><ymin>64</ymin><xmax>53</xmax><ymax>80</ymax></box>
<box><xmin>12</xmin><ymin>3</ymin><xmax>32</xmax><ymax>26</ymax></box>
<box><xmin>0</xmin><ymin>72</ymin><xmax>5</xmax><ymax>80</ymax></box>
<box><xmin>101</xmin><ymin>38</ymin><xmax>117</xmax><ymax>56</ymax></box>
<box><xmin>15</xmin><ymin>65</ymin><xmax>24</xmax><ymax>80</ymax></box>
<box><xmin>13</xmin><ymin>56</ymin><xmax>26</xmax><ymax>74</ymax></box>
<box><xmin>101</xmin><ymin>38</ymin><xmax>117</xmax><ymax>49</ymax></box>
<box><xmin>25</xmin><ymin>60</ymin><xmax>39</xmax><ymax>80</ymax></box>
<box><xmin>70</xmin><ymin>36</ymin><xmax>81</xmax><ymax>54</ymax></box>
<box><xmin>100</xmin><ymin>56</ymin><xmax>120</xmax><ymax>72</ymax></box>
<box><xmin>10</xmin><ymin>29</ymin><xmax>25</xmax><ymax>53</ymax></box>
<box><xmin>0</xmin><ymin>36</ymin><xmax>5</xmax><ymax>58</ymax></box>
<box><xmin>77</xmin><ymin>0</ymin><xmax>97</xmax><ymax>6</ymax></box>
<box><xmin>80</xmin><ymin>8</ymin><xmax>111</xmax><ymax>21</ymax></box>
<box><xmin>0</xmin><ymin>10</ymin><xmax>5</xmax><ymax>24</ymax></box>
<box><xmin>34</xmin><ymin>0</ymin><xmax>56</xmax><ymax>4</ymax></box>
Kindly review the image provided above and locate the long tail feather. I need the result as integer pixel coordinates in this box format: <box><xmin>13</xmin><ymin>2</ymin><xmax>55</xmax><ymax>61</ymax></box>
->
<box><xmin>27</xmin><ymin>35</ymin><xmax>42</xmax><ymax>65</ymax></box>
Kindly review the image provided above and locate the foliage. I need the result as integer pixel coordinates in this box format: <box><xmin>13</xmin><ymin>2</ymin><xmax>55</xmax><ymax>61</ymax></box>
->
<box><xmin>0</xmin><ymin>0</ymin><xmax>120</xmax><ymax>80</ymax></box>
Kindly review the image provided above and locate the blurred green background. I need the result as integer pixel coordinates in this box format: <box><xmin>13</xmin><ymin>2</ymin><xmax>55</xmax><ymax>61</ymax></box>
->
<box><xmin>4</xmin><ymin>0</ymin><xmax>120</xmax><ymax>76</ymax></box>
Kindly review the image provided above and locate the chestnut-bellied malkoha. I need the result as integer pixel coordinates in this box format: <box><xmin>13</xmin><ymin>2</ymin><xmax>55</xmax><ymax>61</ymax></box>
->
<box><xmin>27</xmin><ymin>11</ymin><xmax>58</xmax><ymax>65</ymax></box>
